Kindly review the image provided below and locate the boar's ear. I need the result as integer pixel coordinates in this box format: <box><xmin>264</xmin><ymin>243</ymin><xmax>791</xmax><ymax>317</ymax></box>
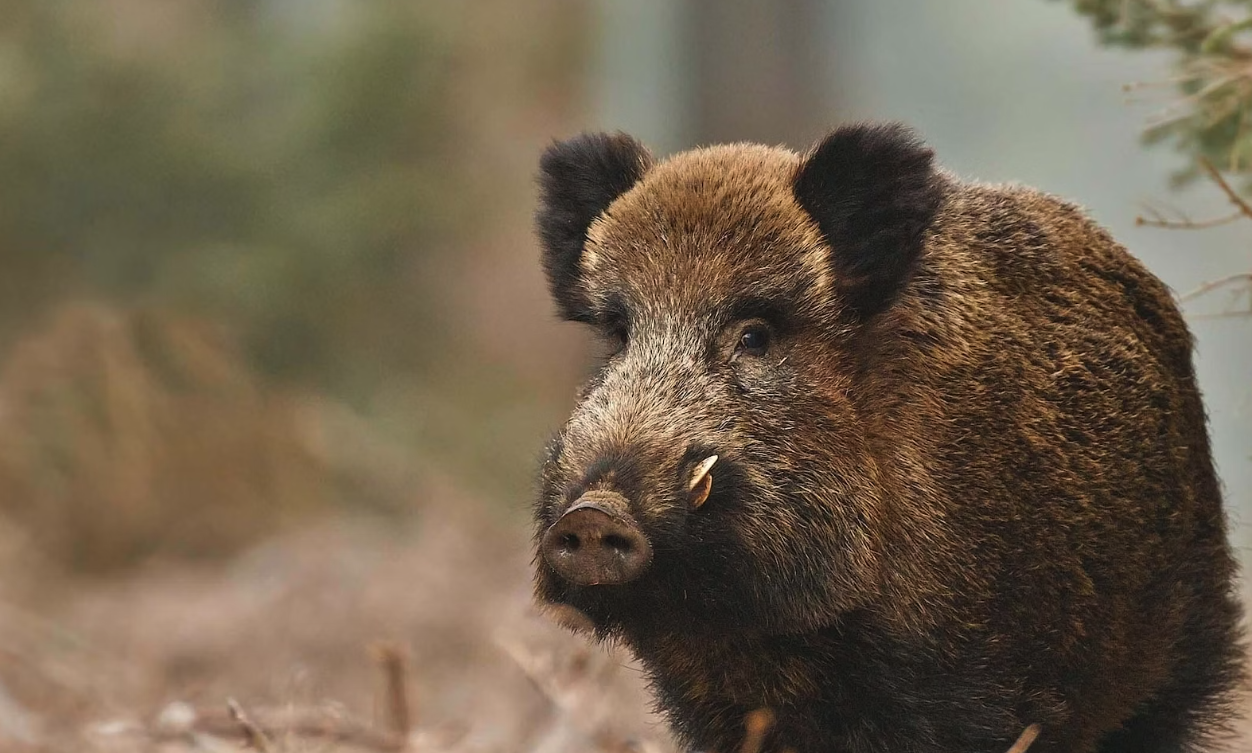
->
<box><xmin>794</xmin><ymin>123</ymin><xmax>944</xmax><ymax>319</ymax></box>
<box><xmin>537</xmin><ymin>132</ymin><xmax>653</xmax><ymax>319</ymax></box>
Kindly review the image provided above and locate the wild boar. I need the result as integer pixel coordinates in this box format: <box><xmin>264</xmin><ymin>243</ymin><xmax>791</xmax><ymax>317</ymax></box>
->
<box><xmin>531</xmin><ymin>123</ymin><xmax>1245</xmax><ymax>753</ymax></box>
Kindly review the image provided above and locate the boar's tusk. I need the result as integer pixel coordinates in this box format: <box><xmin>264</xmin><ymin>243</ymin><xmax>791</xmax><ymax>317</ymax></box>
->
<box><xmin>688</xmin><ymin>454</ymin><xmax>717</xmax><ymax>509</ymax></box>
<box><xmin>688</xmin><ymin>455</ymin><xmax>718</xmax><ymax>490</ymax></box>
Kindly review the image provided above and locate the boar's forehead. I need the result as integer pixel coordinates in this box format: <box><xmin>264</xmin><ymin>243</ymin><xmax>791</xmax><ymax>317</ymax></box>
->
<box><xmin>580</xmin><ymin>144</ymin><xmax>832</xmax><ymax>317</ymax></box>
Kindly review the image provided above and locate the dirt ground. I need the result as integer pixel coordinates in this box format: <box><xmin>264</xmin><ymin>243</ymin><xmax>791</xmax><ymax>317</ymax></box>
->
<box><xmin>0</xmin><ymin>493</ymin><xmax>1248</xmax><ymax>753</ymax></box>
<box><xmin>0</xmin><ymin>487</ymin><xmax>675</xmax><ymax>753</ymax></box>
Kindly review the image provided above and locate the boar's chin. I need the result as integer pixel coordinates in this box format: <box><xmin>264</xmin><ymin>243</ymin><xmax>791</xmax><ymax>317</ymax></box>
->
<box><xmin>532</xmin><ymin>570</ymin><xmax>643</xmax><ymax>639</ymax></box>
<box><xmin>537</xmin><ymin>551</ymin><xmax>850</xmax><ymax>642</ymax></box>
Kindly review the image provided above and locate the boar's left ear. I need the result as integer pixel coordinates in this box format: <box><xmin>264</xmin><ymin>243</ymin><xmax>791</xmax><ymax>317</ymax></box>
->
<box><xmin>537</xmin><ymin>132</ymin><xmax>653</xmax><ymax>320</ymax></box>
<box><xmin>794</xmin><ymin>123</ymin><xmax>944</xmax><ymax>319</ymax></box>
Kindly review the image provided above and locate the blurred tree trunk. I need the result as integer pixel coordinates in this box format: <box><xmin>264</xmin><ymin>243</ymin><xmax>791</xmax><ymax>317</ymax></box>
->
<box><xmin>684</xmin><ymin>0</ymin><xmax>832</xmax><ymax>147</ymax></box>
<box><xmin>592</xmin><ymin>0</ymin><xmax>837</xmax><ymax>152</ymax></box>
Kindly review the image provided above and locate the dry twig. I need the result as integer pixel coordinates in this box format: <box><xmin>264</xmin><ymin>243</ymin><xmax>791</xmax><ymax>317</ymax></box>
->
<box><xmin>371</xmin><ymin>641</ymin><xmax>414</xmax><ymax>741</ymax></box>
<box><xmin>1136</xmin><ymin>156</ymin><xmax>1252</xmax><ymax>228</ymax></box>
<box><xmin>186</xmin><ymin>705</ymin><xmax>406</xmax><ymax>751</ymax></box>
<box><xmin>1005</xmin><ymin>723</ymin><xmax>1041</xmax><ymax>753</ymax></box>
<box><xmin>1179</xmin><ymin>272</ymin><xmax>1252</xmax><ymax>303</ymax></box>
<box><xmin>149</xmin><ymin>646</ymin><xmax>430</xmax><ymax>752</ymax></box>
<box><xmin>739</xmin><ymin>709</ymin><xmax>775</xmax><ymax>753</ymax></box>
<box><xmin>1133</xmin><ymin>160</ymin><xmax>1252</xmax><ymax>316</ymax></box>
<box><xmin>1199</xmin><ymin>157</ymin><xmax>1252</xmax><ymax>220</ymax></box>
<box><xmin>1135</xmin><ymin>210</ymin><xmax>1245</xmax><ymax>229</ymax></box>
<box><xmin>226</xmin><ymin>698</ymin><xmax>273</xmax><ymax>753</ymax></box>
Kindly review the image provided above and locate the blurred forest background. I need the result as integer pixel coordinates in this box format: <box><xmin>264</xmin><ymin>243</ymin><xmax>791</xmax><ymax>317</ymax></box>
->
<box><xmin>0</xmin><ymin>1</ymin><xmax>1247</xmax><ymax>751</ymax></box>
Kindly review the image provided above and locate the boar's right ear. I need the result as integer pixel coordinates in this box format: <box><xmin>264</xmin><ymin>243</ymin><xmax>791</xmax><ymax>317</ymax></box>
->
<box><xmin>794</xmin><ymin>123</ymin><xmax>944</xmax><ymax>320</ymax></box>
<box><xmin>537</xmin><ymin>132</ymin><xmax>653</xmax><ymax>320</ymax></box>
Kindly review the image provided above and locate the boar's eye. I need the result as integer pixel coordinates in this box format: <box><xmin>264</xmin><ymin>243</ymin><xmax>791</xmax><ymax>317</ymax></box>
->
<box><xmin>736</xmin><ymin>324</ymin><xmax>771</xmax><ymax>357</ymax></box>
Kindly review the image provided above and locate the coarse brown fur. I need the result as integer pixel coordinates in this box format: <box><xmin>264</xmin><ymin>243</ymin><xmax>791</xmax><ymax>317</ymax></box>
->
<box><xmin>531</xmin><ymin>124</ymin><xmax>1245</xmax><ymax>753</ymax></box>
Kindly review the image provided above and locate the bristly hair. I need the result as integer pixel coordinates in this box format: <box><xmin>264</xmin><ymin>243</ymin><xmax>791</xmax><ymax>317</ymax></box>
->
<box><xmin>793</xmin><ymin>122</ymin><xmax>946</xmax><ymax>319</ymax></box>
<box><xmin>536</xmin><ymin>132</ymin><xmax>653</xmax><ymax>320</ymax></box>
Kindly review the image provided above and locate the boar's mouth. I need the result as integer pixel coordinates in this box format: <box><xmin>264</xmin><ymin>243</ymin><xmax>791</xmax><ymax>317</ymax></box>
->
<box><xmin>534</xmin><ymin>450</ymin><xmax>790</xmax><ymax>636</ymax></box>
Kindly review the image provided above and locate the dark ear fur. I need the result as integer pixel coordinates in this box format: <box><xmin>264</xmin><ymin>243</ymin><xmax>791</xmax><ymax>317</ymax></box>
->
<box><xmin>537</xmin><ymin>132</ymin><xmax>653</xmax><ymax>320</ymax></box>
<box><xmin>794</xmin><ymin>123</ymin><xmax>944</xmax><ymax>319</ymax></box>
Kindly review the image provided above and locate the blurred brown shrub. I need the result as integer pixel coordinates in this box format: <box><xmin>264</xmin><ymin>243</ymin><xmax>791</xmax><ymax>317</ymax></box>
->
<box><xmin>0</xmin><ymin>302</ymin><xmax>351</xmax><ymax>571</ymax></box>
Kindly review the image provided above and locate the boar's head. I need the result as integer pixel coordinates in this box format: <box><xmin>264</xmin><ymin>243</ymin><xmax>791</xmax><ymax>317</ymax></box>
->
<box><xmin>532</xmin><ymin>124</ymin><xmax>946</xmax><ymax>639</ymax></box>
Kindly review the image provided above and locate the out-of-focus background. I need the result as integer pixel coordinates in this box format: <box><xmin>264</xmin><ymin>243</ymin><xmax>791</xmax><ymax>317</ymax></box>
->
<box><xmin>0</xmin><ymin>1</ymin><xmax>1246</xmax><ymax>751</ymax></box>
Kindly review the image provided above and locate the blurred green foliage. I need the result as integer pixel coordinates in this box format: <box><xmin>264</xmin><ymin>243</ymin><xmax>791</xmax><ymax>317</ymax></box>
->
<box><xmin>1065</xmin><ymin>0</ymin><xmax>1252</xmax><ymax>188</ymax></box>
<box><xmin>0</xmin><ymin>0</ymin><xmax>588</xmax><ymax>569</ymax></box>
<box><xmin>0</xmin><ymin>0</ymin><xmax>458</xmax><ymax>395</ymax></box>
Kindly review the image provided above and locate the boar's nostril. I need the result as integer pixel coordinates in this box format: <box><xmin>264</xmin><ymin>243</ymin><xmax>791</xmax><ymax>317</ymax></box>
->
<box><xmin>603</xmin><ymin>533</ymin><xmax>632</xmax><ymax>551</ymax></box>
<box><xmin>542</xmin><ymin>495</ymin><xmax>652</xmax><ymax>586</ymax></box>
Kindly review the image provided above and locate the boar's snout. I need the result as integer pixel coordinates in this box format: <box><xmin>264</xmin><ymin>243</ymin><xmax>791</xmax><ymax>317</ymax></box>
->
<box><xmin>541</xmin><ymin>490</ymin><xmax>652</xmax><ymax>586</ymax></box>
